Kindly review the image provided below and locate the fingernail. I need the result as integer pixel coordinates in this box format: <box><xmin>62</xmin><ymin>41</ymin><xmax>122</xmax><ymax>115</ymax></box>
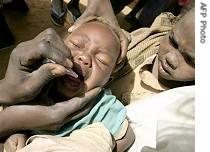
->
<box><xmin>66</xmin><ymin>68</ymin><xmax>78</xmax><ymax>78</ymax></box>
<box><xmin>51</xmin><ymin>66</ymin><xmax>66</xmax><ymax>77</ymax></box>
<box><xmin>66</xmin><ymin>58</ymin><xmax>73</xmax><ymax>68</ymax></box>
<box><xmin>68</xmin><ymin>26</ymin><xmax>75</xmax><ymax>32</ymax></box>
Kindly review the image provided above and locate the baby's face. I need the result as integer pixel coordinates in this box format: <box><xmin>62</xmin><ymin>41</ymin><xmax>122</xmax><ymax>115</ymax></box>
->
<box><xmin>56</xmin><ymin>21</ymin><xmax>120</xmax><ymax>98</ymax></box>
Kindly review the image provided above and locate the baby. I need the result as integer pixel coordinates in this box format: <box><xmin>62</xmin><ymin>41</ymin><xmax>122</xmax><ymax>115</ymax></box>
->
<box><xmin>0</xmin><ymin>20</ymin><xmax>135</xmax><ymax>151</ymax></box>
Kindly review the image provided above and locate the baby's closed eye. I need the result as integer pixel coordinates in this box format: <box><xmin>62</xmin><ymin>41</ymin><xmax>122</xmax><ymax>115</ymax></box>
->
<box><xmin>69</xmin><ymin>40</ymin><xmax>84</xmax><ymax>49</ymax></box>
<box><xmin>95</xmin><ymin>53</ymin><xmax>112</xmax><ymax>66</ymax></box>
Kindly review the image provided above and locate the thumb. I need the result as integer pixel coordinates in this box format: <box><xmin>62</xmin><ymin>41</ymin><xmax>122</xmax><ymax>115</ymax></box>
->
<box><xmin>58</xmin><ymin>87</ymin><xmax>102</xmax><ymax>122</ymax></box>
<box><xmin>16</xmin><ymin>134</ymin><xmax>27</xmax><ymax>151</ymax></box>
<box><xmin>107</xmin><ymin>25</ymin><xmax>129</xmax><ymax>64</ymax></box>
<box><xmin>4</xmin><ymin>139</ymin><xmax>16</xmax><ymax>152</ymax></box>
<box><xmin>78</xmin><ymin>87</ymin><xmax>102</xmax><ymax>108</ymax></box>
<box><xmin>61</xmin><ymin>87</ymin><xmax>102</xmax><ymax>114</ymax></box>
<box><xmin>117</xmin><ymin>35</ymin><xmax>129</xmax><ymax>64</ymax></box>
<box><xmin>28</xmin><ymin>63</ymin><xmax>66</xmax><ymax>88</ymax></box>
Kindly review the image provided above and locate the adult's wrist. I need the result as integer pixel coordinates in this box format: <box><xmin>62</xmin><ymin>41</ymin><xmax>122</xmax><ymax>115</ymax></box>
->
<box><xmin>88</xmin><ymin>0</ymin><xmax>111</xmax><ymax>13</ymax></box>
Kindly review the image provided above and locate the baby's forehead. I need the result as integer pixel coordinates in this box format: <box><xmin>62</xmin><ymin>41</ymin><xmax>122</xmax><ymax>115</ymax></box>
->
<box><xmin>73</xmin><ymin>21</ymin><xmax>119</xmax><ymax>40</ymax></box>
<box><xmin>75</xmin><ymin>21</ymin><xmax>116</xmax><ymax>36</ymax></box>
<box><xmin>68</xmin><ymin>21</ymin><xmax>120</xmax><ymax>48</ymax></box>
<box><xmin>81</xmin><ymin>21</ymin><xmax>110</xmax><ymax>28</ymax></box>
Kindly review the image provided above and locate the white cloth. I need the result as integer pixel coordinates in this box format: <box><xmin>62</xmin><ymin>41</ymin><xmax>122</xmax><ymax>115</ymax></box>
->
<box><xmin>126</xmin><ymin>86</ymin><xmax>195</xmax><ymax>152</ymax></box>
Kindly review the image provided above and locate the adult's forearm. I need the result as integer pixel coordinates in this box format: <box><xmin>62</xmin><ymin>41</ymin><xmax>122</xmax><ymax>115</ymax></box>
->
<box><xmin>86</xmin><ymin>0</ymin><xmax>118</xmax><ymax>25</ymax></box>
<box><xmin>87</xmin><ymin>0</ymin><xmax>113</xmax><ymax>15</ymax></box>
<box><xmin>0</xmin><ymin>105</ymin><xmax>56</xmax><ymax>138</ymax></box>
<box><xmin>0</xmin><ymin>79</ymin><xmax>11</xmax><ymax>105</ymax></box>
<box><xmin>0</xmin><ymin>106</ymin><xmax>20</xmax><ymax>137</ymax></box>
<box><xmin>88</xmin><ymin>0</ymin><xmax>111</xmax><ymax>8</ymax></box>
<box><xmin>0</xmin><ymin>102</ymin><xmax>75</xmax><ymax>138</ymax></box>
<box><xmin>0</xmin><ymin>79</ymin><xmax>6</xmax><ymax>103</ymax></box>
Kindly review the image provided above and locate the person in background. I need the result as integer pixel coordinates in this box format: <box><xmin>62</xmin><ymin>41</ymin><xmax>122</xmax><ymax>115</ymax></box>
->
<box><xmin>0</xmin><ymin>7</ymin><xmax>14</xmax><ymax>49</ymax></box>
<box><xmin>125</xmin><ymin>0</ymin><xmax>193</xmax><ymax>31</ymax></box>
<box><xmin>107</xmin><ymin>1</ymin><xmax>195</xmax><ymax>104</ymax></box>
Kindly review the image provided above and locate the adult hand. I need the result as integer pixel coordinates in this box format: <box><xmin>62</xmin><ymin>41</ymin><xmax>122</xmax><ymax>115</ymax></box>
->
<box><xmin>41</xmin><ymin>87</ymin><xmax>102</xmax><ymax>131</ymax></box>
<box><xmin>68</xmin><ymin>0</ymin><xmax>129</xmax><ymax>63</ymax></box>
<box><xmin>4</xmin><ymin>134</ymin><xmax>27</xmax><ymax>152</ymax></box>
<box><xmin>0</xmin><ymin>87</ymin><xmax>101</xmax><ymax>137</ymax></box>
<box><xmin>0</xmin><ymin>28</ymin><xmax>73</xmax><ymax>105</ymax></box>
<box><xmin>38</xmin><ymin>87</ymin><xmax>101</xmax><ymax>130</ymax></box>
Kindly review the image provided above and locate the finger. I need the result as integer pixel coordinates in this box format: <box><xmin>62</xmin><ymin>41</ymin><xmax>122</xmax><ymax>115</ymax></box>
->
<box><xmin>57</xmin><ymin>87</ymin><xmax>102</xmax><ymax>115</ymax></box>
<box><xmin>116</xmin><ymin>31</ymin><xmax>129</xmax><ymax>64</ymax></box>
<box><xmin>64</xmin><ymin>100</ymin><xmax>95</xmax><ymax>121</ymax></box>
<box><xmin>18</xmin><ymin>28</ymin><xmax>65</xmax><ymax>50</ymax></box>
<box><xmin>33</xmin><ymin>28</ymin><xmax>71</xmax><ymax>60</ymax></box>
<box><xmin>77</xmin><ymin>87</ymin><xmax>102</xmax><ymax>108</ymax></box>
<box><xmin>50</xmin><ymin>87</ymin><xmax>101</xmax><ymax>126</ymax></box>
<box><xmin>38</xmin><ymin>40</ymin><xmax>73</xmax><ymax>68</ymax></box>
<box><xmin>4</xmin><ymin>139</ymin><xmax>16</xmax><ymax>152</ymax></box>
<box><xmin>105</xmin><ymin>21</ymin><xmax>129</xmax><ymax>64</ymax></box>
<box><xmin>43</xmin><ymin>29</ymin><xmax>71</xmax><ymax>59</ymax></box>
<box><xmin>33</xmin><ymin>28</ymin><xmax>54</xmax><ymax>41</ymax></box>
<box><xmin>28</xmin><ymin>63</ymin><xmax>67</xmax><ymax>89</ymax></box>
<box><xmin>118</xmin><ymin>37</ymin><xmax>129</xmax><ymax>64</ymax></box>
<box><xmin>58</xmin><ymin>87</ymin><xmax>102</xmax><ymax>122</ymax></box>
<box><xmin>16</xmin><ymin>135</ymin><xmax>27</xmax><ymax>150</ymax></box>
<box><xmin>15</xmin><ymin>39</ymin><xmax>73</xmax><ymax>70</ymax></box>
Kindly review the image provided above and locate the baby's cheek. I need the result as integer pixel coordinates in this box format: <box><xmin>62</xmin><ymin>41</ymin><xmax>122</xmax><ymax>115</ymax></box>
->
<box><xmin>85</xmin><ymin>77</ymin><xmax>105</xmax><ymax>91</ymax></box>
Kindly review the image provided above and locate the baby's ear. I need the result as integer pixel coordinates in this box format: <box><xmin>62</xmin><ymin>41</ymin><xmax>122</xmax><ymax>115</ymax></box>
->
<box><xmin>114</xmin><ymin>57</ymin><xmax>127</xmax><ymax>74</ymax></box>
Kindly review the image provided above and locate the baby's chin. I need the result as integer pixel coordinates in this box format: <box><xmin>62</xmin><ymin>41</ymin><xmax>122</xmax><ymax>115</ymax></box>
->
<box><xmin>57</xmin><ymin>82</ymin><xmax>87</xmax><ymax>99</ymax></box>
<box><xmin>60</xmin><ymin>86</ymin><xmax>86</xmax><ymax>99</ymax></box>
<box><xmin>49</xmin><ymin>80</ymin><xmax>85</xmax><ymax>102</ymax></box>
<box><xmin>59</xmin><ymin>84</ymin><xmax>103</xmax><ymax>100</ymax></box>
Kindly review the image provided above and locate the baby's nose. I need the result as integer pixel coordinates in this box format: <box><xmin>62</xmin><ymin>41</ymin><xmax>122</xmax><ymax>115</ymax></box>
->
<box><xmin>76</xmin><ymin>54</ymin><xmax>92</xmax><ymax>68</ymax></box>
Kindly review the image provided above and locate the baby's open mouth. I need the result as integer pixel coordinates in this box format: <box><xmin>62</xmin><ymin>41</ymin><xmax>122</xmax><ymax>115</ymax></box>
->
<box><xmin>71</xmin><ymin>65</ymin><xmax>84</xmax><ymax>81</ymax></box>
<box><xmin>66</xmin><ymin>68</ymin><xmax>78</xmax><ymax>78</ymax></box>
<box><xmin>63</xmin><ymin>64</ymin><xmax>84</xmax><ymax>89</ymax></box>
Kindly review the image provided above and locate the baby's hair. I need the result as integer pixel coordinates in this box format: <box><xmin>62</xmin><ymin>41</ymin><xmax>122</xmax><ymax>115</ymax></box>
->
<box><xmin>91</xmin><ymin>17</ymin><xmax>120</xmax><ymax>44</ymax></box>
<box><xmin>68</xmin><ymin>17</ymin><xmax>121</xmax><ymax>44</ymax></box>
